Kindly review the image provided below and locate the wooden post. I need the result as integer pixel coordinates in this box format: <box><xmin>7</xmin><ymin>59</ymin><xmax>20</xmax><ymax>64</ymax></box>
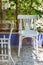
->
<box><xmin>16</xmin><ymin>0</ymin><xmax>18</xmax><ymax>32</ymax></box>
<box><xmin>0</xmin><ymin>0</ymin><xmax>3</xmax><ymax>23</ymax></box>
<box><xmin>29</xmin><ymin>0</ymin><xmax>33</xmax><ymax>14</ymax></box>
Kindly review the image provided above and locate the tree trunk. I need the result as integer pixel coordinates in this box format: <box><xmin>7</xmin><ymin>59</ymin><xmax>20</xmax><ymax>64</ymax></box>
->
<box><xmin>0</xmin><ymin>0</ymin><xmax>3</xmax><ymax>23</ymax></box>
<box><xmin>29</xmin><ymin>0</ymin><xmax>33</xmax><ymax>14</ymax></box>
<box><xmin>16</xmin><ymin>0</ymin><xmax>18</xmax><ymax>32</ymax></box>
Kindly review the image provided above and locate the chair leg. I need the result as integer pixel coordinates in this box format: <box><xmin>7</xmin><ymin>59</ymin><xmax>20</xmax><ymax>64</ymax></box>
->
<box><xmin>36</xmin><ymin>39</ymin><xmax>38</xmax><ymax>56</ymax></box>
<box><xmin>33</xmin><ymin>37</ymin><xmax>36</xmax><ymax>49</ymax></box>
<box><xmin>8</xmin><ymin>42</ymin><xmax>11</xmax><ymax>65</ymax></box>
<box><xmin>18</xmin><ymin>36</ymin><xmax>22</xmax><ymax>56</ymax></box>
<box><xmin>9</xmin><ymin>60</ymin><xmax>11</xmax><ymax>65</ymax></box>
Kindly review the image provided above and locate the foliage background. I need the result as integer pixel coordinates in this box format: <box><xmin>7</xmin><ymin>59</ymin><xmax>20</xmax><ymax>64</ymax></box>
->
<box><xmin>0</xmin><ymin>0</ymin><xmax>43</xmax><ymax>32</ymax></box>
<box><xmin>0</xmin><ymin>0</ymin><xmax>43</xmax><ymax>20</ymax></box>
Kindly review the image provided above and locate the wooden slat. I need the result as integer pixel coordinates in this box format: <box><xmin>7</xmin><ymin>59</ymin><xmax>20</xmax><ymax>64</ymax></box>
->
<box><xmin>0</xmin><ymin>54</ymin><xmax>8</xmax><ymax>56</ymax></box>
<box><xmin>18</xmin><ymin>15</ymin><xmax>39</xmax><ymax>19</ymax></box>
<box><xmin>0</xmin><ymin>60</ymin><xmax>8</xmax><ymax>62</ymax></box>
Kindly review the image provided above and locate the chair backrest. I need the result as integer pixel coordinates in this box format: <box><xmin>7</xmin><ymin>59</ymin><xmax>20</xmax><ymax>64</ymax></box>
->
<box><xmin>9</xmin><ymin>21</ymin><xmax>14</xmax><ymax>39</ymax></box>
<box><xmin>18</xmin><ymin>15</ymin><xmax>39</xmax><ymax>31</ymax></box>
<box><xmin>0</xmin><ymin>21</ymin><xmax>14</xmax><ymax>62</ymax></box>
<box><xmin>3</xmin><ymin>20</ymin><xmax>14</xmax><ymax>39</ymax></box>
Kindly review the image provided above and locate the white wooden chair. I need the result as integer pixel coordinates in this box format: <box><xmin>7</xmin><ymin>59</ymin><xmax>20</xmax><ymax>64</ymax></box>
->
<box><xmin>0</xmin><ymin>21</ymin><xmax>15</xmax><ymax>65</ymax></box>
<box><xmin>18</xmin><ymin>15</ymin><xmax>39</xmax><ymax>56</ymax></box>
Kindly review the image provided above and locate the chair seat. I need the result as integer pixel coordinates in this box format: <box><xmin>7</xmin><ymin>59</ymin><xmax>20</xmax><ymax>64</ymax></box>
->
<box><xmin>19</xmin><ymin>30</ymin><xmax>37</xmax><ymax>37</ymax></box>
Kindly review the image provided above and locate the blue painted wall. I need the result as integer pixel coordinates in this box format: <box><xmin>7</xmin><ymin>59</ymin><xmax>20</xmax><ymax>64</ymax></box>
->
<box><xmin>0</xmin><ymin>34</ymin><xmax>19</xmax><ymax>45</ymax></box>
<box><xmin>0</xmin><ymin>34</ymin><xmax>32</xmax><ymax>46</ymax></box>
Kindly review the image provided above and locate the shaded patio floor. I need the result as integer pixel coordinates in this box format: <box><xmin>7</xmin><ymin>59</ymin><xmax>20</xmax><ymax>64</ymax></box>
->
<box><xmin>11</xmin><ymin>46</ymin><xmax>43</xmax><ymax>65</ymax></box>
